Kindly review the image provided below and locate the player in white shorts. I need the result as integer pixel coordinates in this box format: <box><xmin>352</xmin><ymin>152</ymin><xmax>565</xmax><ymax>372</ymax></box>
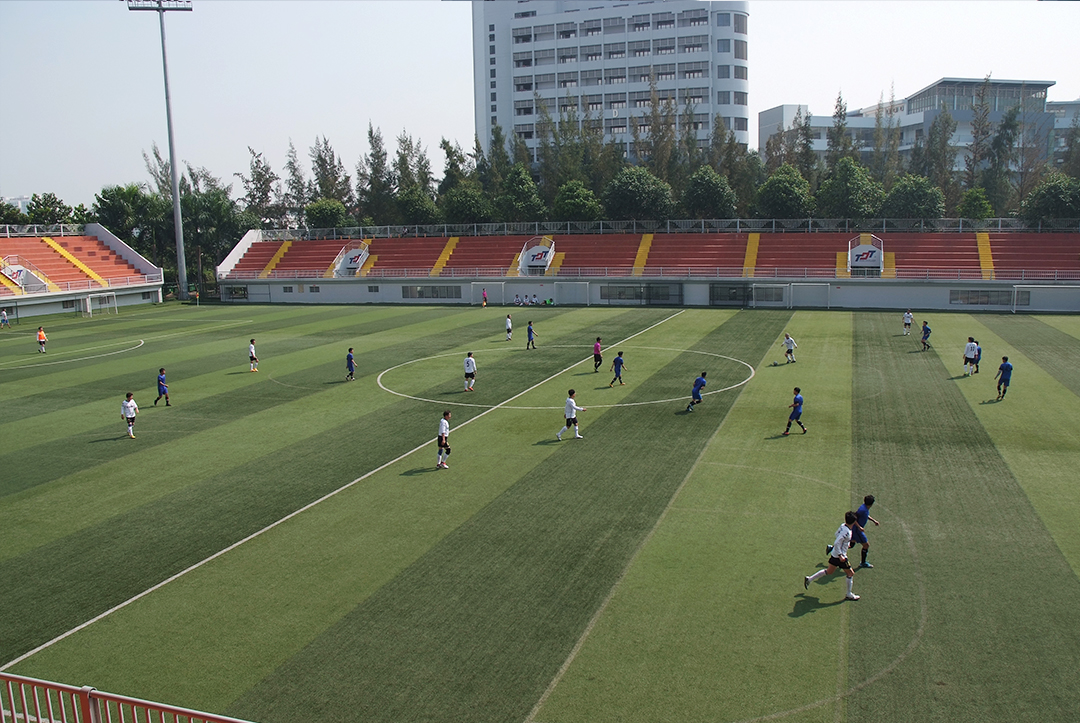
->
<box><xmin>436</xmin><ymin>410</ymin><xmax>452</xmax><ymax>468</ymax></box>
<box><xmin>902</xmin><ymin>310</ymin><xmax>913</xmax><ymax>335</ymax></box>
<box><xmin>804</xmin><ymin>511</ymin><xmax>860</xmax><ymax>601</ymax></box>
<box><xmin>463</xmin><ymin>352</ymin><xmax>477</xmax><ymax>391</ymax></box>
<box><xmin>506</xmin><ymin>314</ymin><xmax>513</xmax><ymax>341</ymax></box>
<box><xmin>557</xmin><ymin>389</ymin><xmax>586</xmax><ymax>440</ymax></box>
<box><xmin>783</xmin><ymin>333</ymin><xmax>798</xmax><ymax>363</ymax></box>
<box><xmin>963</xmin><ymin>337</ymin><xmax>978</xmax><ymax>376</ymax></box>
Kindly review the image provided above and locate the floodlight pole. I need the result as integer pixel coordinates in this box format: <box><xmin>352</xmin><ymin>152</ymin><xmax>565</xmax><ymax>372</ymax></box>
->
<box><xmin>128</xmin><ymin>0</ymin><xmax>192</xmax><ymax>300</ymax></box>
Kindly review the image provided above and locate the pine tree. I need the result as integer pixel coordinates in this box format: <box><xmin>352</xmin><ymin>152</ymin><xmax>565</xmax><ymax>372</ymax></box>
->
<box><xmin>826</xmin><ymin>91</ymin><xmax>857</xmax><ymax>173</ymax></box>
<box><xmin>964</xmin><ymin>75</ymin><xmax>993</xmax><ymax>190</ymax></box>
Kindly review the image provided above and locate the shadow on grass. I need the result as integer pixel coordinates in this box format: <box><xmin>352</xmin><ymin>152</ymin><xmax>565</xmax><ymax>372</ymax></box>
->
<box><xmin>534</xmin><ymin>439</ymin><xmax>562</xmax><ymax>446</ymax></box>
<box><xmin>225</xmin><ymin>371</ymin><xmax>253</xmax><ymax>375</ymax></box>
<box><xmin>789</xmin><ymin>593</ymin><xmax>846</xmax><ymax>618</ymax></box>
<box><xmin>90</xmin><ymin>435</ymin><xmax>135</xmax><ymax>443</ymax></box>
<box><xmin>979</xmin><ymin>398</ymin><xmax>1002</xmax><ymax>405</ymax></box>
<box><xmin>400</xmin><ymin>467</ymin><xmax>438</xmax><ymax>477</ymax></box>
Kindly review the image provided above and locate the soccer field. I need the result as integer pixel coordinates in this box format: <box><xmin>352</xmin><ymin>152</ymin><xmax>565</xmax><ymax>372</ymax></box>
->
<box><xmin>2</xmin><ymin>303</ymin><xmax>1079</xmax><ymax>723</ymax></box>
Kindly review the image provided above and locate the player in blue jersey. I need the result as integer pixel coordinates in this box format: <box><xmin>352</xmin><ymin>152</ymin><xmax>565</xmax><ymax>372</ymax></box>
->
<box><xmin>974</xmin><ymin>340</ymin><xmax>982</xmax><ymax>374</ymax></box>
<box><xmin>852</xmin><ymin>494</ymin><xmax>879</xmax><ymax>568</ymax></box>
<box><xmin>995</xmin><ymin>356</ymin><xmax>1013</xmax><ymax>400</ymax></box>
<box><xmin>346</xmin><ymin>348</ymin><xmax>356</xmax><ymax>381</ymax></box>
<box><xmin>609</xmin><ymin>351</ymin><xmax>627</xmax><ymax>387</ymax></box>
<box><xmin>920</xmin><ymin>321</ymin><xmax>932</xmax><ymax>351</ymax></box>
<box><xmin>686</xmin><ymin>372</ymin><xmax>707</xmax><ymax>412</ymax></box>
<box><xmin>783</xmin><ymin>387</ymin><xmax>807</xmax><ymax>435</ymax></box>
<box><xmin>526</xmin><ymin>321</ymin><xmax>538</xmax><ymax>350</ymax></box>
<box><xmin>154</xmin><ymin>368</ymin><xmax>170</xmax><ymax>406</ymax></box>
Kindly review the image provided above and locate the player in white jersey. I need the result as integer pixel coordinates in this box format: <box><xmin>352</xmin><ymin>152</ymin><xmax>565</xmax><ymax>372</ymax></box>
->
<box><xmin>249</xmin><ymin>339</ymin><xmax>259</xmax><ymax>372</ymax></box>
<box><xmin>804</xmin><ymin>511</ymin><xmax>860</xmax><ymax>601</ymax></box>
<box><xmin>963</xmin><ymin>336</ymin><xmax>978</xmax><ymax>376</ymax></box>
<box><xmin>436</xmin><ymin>410</ymin><xmax>452</xmax><ymax>468</ymax></box>
<box><xmin>463</xmin><ymin>352</ymin><xmax>477</xmax><ymax>391</ymax></box>
<box><xmin>121</xmin><ymin>392</ymin><xmax>139</xmax><ymax>439</ymax></box>
<box><xmin>506</xmin><ymin>314</ymin><xmax>513</xmax><ymax>341</ymax></box>
<box><xmin>557</xmin><ymin>389</ymin><xmax>586</xmax><ymax>440</ymax></box>
<box><xmin>782</xmin><ymin>333</ymin><xmax>798</xmax><ymax>363</ymax></box>
<box><xmin>902</xmin><ymin>310</ymin><xmax>914</xmax><ymax>335</ymax></box>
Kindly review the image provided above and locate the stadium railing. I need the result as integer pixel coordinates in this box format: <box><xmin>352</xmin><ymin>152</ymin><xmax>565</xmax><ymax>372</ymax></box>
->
<box><xmin>0</xmin><ymin>671</ymin><xmax>257</xmax><ymax>723</ymax></box>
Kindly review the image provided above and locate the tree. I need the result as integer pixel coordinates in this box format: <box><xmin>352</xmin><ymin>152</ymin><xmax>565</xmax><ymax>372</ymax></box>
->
<box><xmin>552</xmin><ymin>180</ymin><xmax>602</xmax><ymax>222</ymax></box>
<box><xmin>682</xmin><ymin>165</ymin><xmax>737</xmax><ymax>219</ymax></box>
<box><xmin>826</xmin><ymin>91</ymin><xmax>858</xmax><ymax>172</ymax></box>
<box><xmin>1018</xmin><ymin>172</ymin><xmax>1080</xmax><ymax>223</ymax></box>
<box><xmin>235</xmin><ymin>147</ymin><xmax>281</xmax><ymax>227</ymax></box>
<box><xmin>982</xmin><ymin>105</ymin><xmax>1020</xmax><ymax>214</ymax></box>
<box><xmin>440</xmin><ymin>182</ymin><xmax>495</xmax><ymax>224</ymax></box>
<box><xmin>920</xmin><ymin>107</ymin><xmax>960</xmax><ymax>212</ymax></box>
<box><xmin>282</xmin><ymin>140</ymin><xmax>311</xmax><ymax>225</ymax></box>
<box><xmin>631</xmin><ymin>78</ymin><xmax>677</xmax><ymax>183</ymax></box>
<box><xmin>310</xmin><ymin>136</ymin><xmax>353</xmax><ymax>209</ymax></box>
<box><xmin>356</xmin><ymin>124</ymin><xmax>396</xmax><ymax>225</ymax></box>
<box><xmin>603</xmin><ymin>166</ymin><xmax>675</xmax><ymax>221</ymax></box>
<box><xmin>754</xmin><ymin>164</ymin><xmax>814</xmax><ymax>219</ymax></box>
<box><xmin>0</xmin><ymin>201</ymin><xmax>29</xmax><ymax>225</ymax></box>
<box><xmin>815</xmin><ymin>157</ymin><xmax>884</xmax><ymax>220</ymax></box>
<box><xmin>438</xmin><ymin>138</ymin><xmax>470</xmax><ymax>197</ymax></box>
<box><xmin>957</xmin><ymin>187</ymin><xmax>993</xmax><ymax>220</ymax></box>
<box><xmin>397</xmin><ymin>185</ymin><xmax>440</xmax><ymax>226</ymax></box>
<box><xmin>793</xmin><ymin>107</ymin><xmax>817</xmax><ymax>188</ymax></box>
<box><xmin>880</xmin><ymin>174</ymin><xmax>945</xmax><ymax>220</ymax></box>
<box><xmin>93</xmin><ymin>183</ymin><xmax>145</xmax><ymax>242</ymax></box>
<box><xmin>27</xmin><ymin>192</ymin><xmax>73</xmax><ymax>224</ymax></box>
<box><xmin>143</xmin><ymin>143</ymin><xmax>174</xmax><ymax>199</ymax></box>
<box><xmin>964</xmin><ymin>75</ymin><xmax>993</xmax><ymax>190</ymax></box>
<box><xmin>498</xmin><ymin>163</ymin><xmax>546</xmax><ymax>222</ymax></box>
<box><xmin>869</xmin><ymin>88</ymin><xmax>902</xmax><ymax>190</ymax></box>
<box><xmin>304</xmin><ymin>198</ymin><xmax>349</xmax><ymax>229</ymax></box>
<box><xmin>481</xmin><ymin>124</ymin><xmax>512</xmax><ymax>199</ymax></box>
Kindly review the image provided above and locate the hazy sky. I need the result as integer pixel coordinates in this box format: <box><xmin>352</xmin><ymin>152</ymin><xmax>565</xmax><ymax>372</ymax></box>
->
<box><xmin>1</xmin><ymin>0</ymin><xmax>1077</xmax><ymax>208</ymax></box>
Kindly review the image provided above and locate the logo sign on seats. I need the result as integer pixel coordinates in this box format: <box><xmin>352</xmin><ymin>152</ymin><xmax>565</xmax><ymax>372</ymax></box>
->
<box><xmin>849</xmin><ymin>244</ymin><xmax>881</xmax><ymax>267</ymax></box>
<box><xmin>524</xmin><ymin>246</ymin><xmax>551</xmax><ymax>267</ymax></box>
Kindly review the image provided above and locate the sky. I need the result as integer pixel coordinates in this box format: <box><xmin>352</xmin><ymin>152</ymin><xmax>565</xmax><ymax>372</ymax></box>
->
<box><xmin>1</xmin><ymin>0</ymin><xmax>1077</xmax><ymax>208</ymax></box>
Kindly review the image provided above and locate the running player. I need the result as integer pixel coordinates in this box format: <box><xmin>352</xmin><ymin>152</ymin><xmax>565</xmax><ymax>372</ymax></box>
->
<box><xmin>783</xmin><ymin>387</ymin><xmax>807</xmax><ymax>435</ymax></box>
<box><xmin>995</xmin><ymin>356</ymin><xmax>1013</xmax><ymax>400</ymax></box>
<box><xmin>121</xmin><ymin>392</ymin><xmax>139</xmax><ymax>439</ymax></box>
<box><xmin>557</xmin><ymin>389</ymin><xmax>586</xmax><ymax>440</ymax></box>
<box><xmin>852</xmin><ymin>495</ymin><xmax>879</xmax><ymax>568</ymax></box>
<box><xmin>903</xmin><ymin>309</ymin><xmax>913</xmax><ymax>335</ymax></box>
<box><xmin>974</xmin><ymin>340</ymin><xmax>982</xmax><ymax>374</ymax></box>
<box><xmin>436</xmin><ymin>410</ymin><xmax>452</xmax><ymax>469</ymax></box>
<box><xmin>346</xmin><ymin>348</ymin><xmax>356</xmax><ymax>381</ymax></box>
<box><xmin>593</xmin><ymin>337</ymin><xmax>603</xmax><ymax>372</ymax></box>
<box><xmin>463</xmin><ymin>351</ymin><xmax>477</xmax><ymax>391</ymax></box>
<box><xmin>686</xmin><ymin>372</ymin><xmax>707</xmax><ymax>412</ymax></box>
<box><xmin>963</xmin><ymin>337</ymin><xmax>978</xmax><ymax>376</ymax></box>
<box><xmin>0</xmin><ymin>309</ymin><xmax>9</xmax><ymax>328</ymax></box>
<box><xmin>249</xmin><ymin>339</ymin><xmax>259</xmax><ymax>372</ymax></box>
<box><xmin>804</xmin><ymin>510</ymin><xmax>861</xmax><ymax>601</ymax></box>
<box><xmin>154</xmin><ymin>368</ymin><xmax>170</xmax><ymax>406</ymax></box>
<box><xmin>37</xmin><ymin>326</ymin><xmax>47</xmax><ymax>353</ymax></box>
<box><xmin>920</xmin><ymin>321</ymin><xmax>932</xmax><ymax>351</ymax></box>
<box><xmin>609</xmin><ymin>351</ymin><xmax>627</xmax><ymax>387</ymax></box>
<box><xmin>782</xmin><ymin>333</ymin><xmax>798</xmax><ymax>363</ymax></box>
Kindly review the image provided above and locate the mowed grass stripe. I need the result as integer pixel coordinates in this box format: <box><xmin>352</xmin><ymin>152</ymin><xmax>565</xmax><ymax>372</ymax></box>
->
<box><xmin>534</xmin><ymin>311</ymin><xmax>856</xmax><ymax>723</ymax></box>
<box><xmin>846</xmin><ymin>312</ymin><xmax>1080</xmax><ymax>722</ymax></box>
<box><xmin>8</xmin><ymin>309</ymin><xmax>691</xmax><ymax>707</ymax></box>
<box><xmin>931</xmin><ymin>314</ymin><xmax>1080</xmax><ymax>577</ymax></box>
<box><xmin>226</xmin><ymin>310</ymin><xmax>790</xmax><ymax>723</ymax></box>
<box><xmin>1</xmin><ymin>308</ymin><xmax>668</xmax><ymax>670</ymax></box>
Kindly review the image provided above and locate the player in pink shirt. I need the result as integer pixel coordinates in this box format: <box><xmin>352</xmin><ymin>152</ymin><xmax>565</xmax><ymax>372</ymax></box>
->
<box><xmin>593</xmin><ymin>337</ymin><xmax>603</xmax><ymax>372</ymax></box>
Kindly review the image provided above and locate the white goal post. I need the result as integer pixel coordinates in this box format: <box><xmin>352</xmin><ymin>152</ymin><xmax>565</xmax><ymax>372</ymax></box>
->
<box><xmin>472</xmin><ymin>282</ymin><xmax>504</xmax><ymax>306</ymax></box>
<box><xmin>554</xmin><ymin>281</ymin><xmax>590</xmax><ymax>306</ymax></box>
<box><xmin>789</xmin><ymin>283</ymin><xmax>832</xmax><ymax>309</ymax></box>
<box><xmin>1012</xmin><ymin>285</ymin><xmax>1080</xmax><ymax>313</ymax></box>
<box><xmin>82</xmin><ymin>292</ymin><xmax>118</xmax><ymax>318</ymax></box>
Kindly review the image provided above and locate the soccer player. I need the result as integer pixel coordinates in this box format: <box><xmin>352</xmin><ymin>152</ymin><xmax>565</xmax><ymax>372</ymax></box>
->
<box><xmin>903</xmin><ymin>309</ymin><xmax>913</xmax><ymax>335</ymax></box>
<box><xmin>609</xmin><ymin>351</ymin><xmax>627</xmax><ymax>387</ymax></box>
<box><xmin>0</xmin><ymin>309</ymin><xmax>9</xmax><ymax>328</ymax></box>
<box><xmin>506</xmin><ymin>314</ymin><xmax>513</xmax><ymax>341</ymax></box>
<box><xmin>593</xmin><ymin>337</ymin><xmax>603</xmax><ymax>372</ymax></box>
<box><xmin>963</xmin><ymin>336</ymin><xmax>978</xmax><ymax>376</ymax></box>
<box><xmin>37</xmin><ymin>326</ymin><xmax>47</xmax><ymax>353</ymax></box>
<box><xmin>532</xmin><ymin>294</ymin><xmax>539</xmax><ymax>306</ymax></box>
<box><xmin>557</xmin><ymin>389</ymin><xmax>586</xmax><ymax>440</ymax></box>
<box><xmin>782</xmin><ymin>333</ymin><xmax>798</xmax><ymax>363</ymax></box>
<box><xmin>974</xmin><ymin>340</ymin><xmax>982</xmax><ymax>374</ymax></box>
<box><xmin>514</xmin><ymin>294</ymin><xmax>522</xmax><ymax>306</ymax></box>
<box><xmin>804</xmin><ymin>510</ymin><xmax>861</xmax><ymax>601</ymax></box>
<box><xmin>346</xmin><ymin>348</ymin><xmax>356</xmax><ymax>381</ymax></box>
<box><xmin>482</xmin><ymin>288</ymin><xmax>488</xmax><ymax>308</ymax></box>
<box><xmin>852</xmin><ymin>495</ymin><xmax>879</xmax><ymax>568</ymax></box>
<box><xmin>154</xmin><ymin>368</ymin><xmax>170</xmax><ymax>406</ymax></box>
<box><xmin>463</xmin><ymin>351</ymin><xmax>477</xmax><ymax>391</ymax></box>
<box><xmin>121</xmin><ymin>392</ymin><xmax>139</xmax><ymax>439</ymax></box>
<box><xmin>686</xmin><ymin>371</ymin><xmax>707</xmax><ymax>412</ymax></box>
<box><xmin>249</xmin><ymin>339</ymin><xmax>259</xmax><ymax>372</ymax></box>
<box><xmin>526</xmin><ymin>321</ymin><xmax>538</xmax><ymax>350</ymax></box>
<box><xmin>783</xmin><ymin>386</ymin><xmax>807</xmax><ymax>435</ymax></box>
<box><xmin>436</xmin><ymin>410</ymin><xmax>452</xmax><ymax>468</ymax></box>
<box><xmin>995</xmin><ymin>356</ymin><xmax>1013</xmax><ymax>400</ymax></box>
<box><xmin>920</xmin><ymin>321</ymin><xmax>932</xmax><ymax>351</ymax></box>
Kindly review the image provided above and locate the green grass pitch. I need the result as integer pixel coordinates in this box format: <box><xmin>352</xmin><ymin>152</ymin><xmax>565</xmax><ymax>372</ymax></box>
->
<box><xmin>2</xmin><ymin>303</ymin><xmax>1079</xmax><ymax>723</ymax></box>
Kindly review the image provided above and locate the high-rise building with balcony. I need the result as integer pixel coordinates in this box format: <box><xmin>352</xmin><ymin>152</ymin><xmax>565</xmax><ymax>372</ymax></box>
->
<box><xmin>472</xmin><ymin>0</ymin><xmax>750</xmax><ymax>159</ymax></box>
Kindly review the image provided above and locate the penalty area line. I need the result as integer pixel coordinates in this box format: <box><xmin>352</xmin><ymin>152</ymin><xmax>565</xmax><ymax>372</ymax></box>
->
<box><xmin>0</xmin><ymin>309</ymin><xmax>684</xmax><ymax>671</ymax></box>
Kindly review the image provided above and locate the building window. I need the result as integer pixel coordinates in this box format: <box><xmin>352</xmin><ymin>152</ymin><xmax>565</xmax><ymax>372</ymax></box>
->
<box><xmin>309</xmin><ymin>286</ymin><xmax>320</xmax><ymax>293</ymax></box>
<box><xmin>62</xmin><ymin>299</ymin><xmax>77</xmax><ymax>309</ymax></box>
<box><xmin>227</xmin><ymin>287</ymin><xmax>248</xmax><ymax>299</ymax></box>
<box><xmin>490</xmin><ymin>69</ymin><xmax>496</xmax><ymax>78</ymax></box>
<box><xmin>491</xmin><ymin>92</ymin><xmax>497</xmax><ymax>101</ymax></box>
<box><xmin>368</xmin><ymin>286</ymin><xmax>379</xmax><ymax>293</ymax></box>
<box><xmin>491</xmin><ymin>104</ymin><xmax>497</xmax><ymax>112</ymax></box>
<box><xmin>717</xmin><ymin>64</ymin><xmax>730</xmax><ymax>78</ymax></box>
<box><xmin>534</xmin><ymin>49</ymin><xmax>555</xmax><ymax>65</ymax></box>
<box><xmin>734</xmin><ymin>65</ymin><xmax>747</xmax><ymax>80</ymax></box>
<box><xmin>141</xmin><ymin>291</ymin><xmax>154</xmax><ymax>300</ymax></box>
<box><xmin>535</xmin><ymin>73</ymin><xmax>555</xmax><ymax>89</ymax></box>
<box><xmin>282</xmin><ymin>286</ymin><xmax>293</xmax><ymax>293</ymax></box>
<box><xmin>717</xmin><ymin>90</ymin><xmax>730</xmax><ymax>105</ymax></box>
<box><xmin>734</xmin><ymin>40</ymin><xmax>747</xmax><ymax>60</ymax></box>
<box><xmin>734</xmin><ymin>117</ymin><xmax>748</xmax><ymax>131</ymax></box>
<box><xmin>653</xmin><ymin>13</ymin><xmax>674</xmax><ymax>29</ymax></box>
<box><xmin>490</xmin><ymin>58</ymin><xmax>496</xmax><ymax>66</ymax></box>
<box><xmin>606</xmin><ymin>43</ymin><xmax>626</xmax><ymax>59</ymax></box>
<box><xmin>734</xmin><ymin>91</ymin><xmax>747</xmax><ymax>105</ymax></box>
<box><xmin>734</xmin><ymin>14</ymin><xmax>748</xmax><ymax>34</ymax></box>
<box><xmin>488</xmin><ymin>33</ymin><xmax>495</xmax><ymax>42</ymax></box>
<box><xmin>491</xmin><ymin>81</ymin><xmax>497</xmax><ymax>89</ymax></box>
<box><xmin>489</xmin><ymin>24</ymin><xmax>494</xmax><ymax>31</ymax></box>
<box><xmin>491</xmin><ymin>115</ymin><xmax>498</xmax><ymax>126</ymax></box>
<box><xmin>950</xmin><ymin>289</ymin><xmax>1028</xmax><ymax>306</ymax></box>
<box><xmin>717</xmin><ymin>39</ymin><xmax>730</xmax><ymax>53</ymax></box>
<box><xmin>514</xmin><ymin>11</ymin><xmax>536</xmax><ymax>19</ymax></box>
<box><xmin>401</xmin><ymin>285</ymin><xmax>463</xmax><ymax>299</ymax></box>
<box><xmin>716</xmin><ymin>12</ymin><xmax>730</xmax><ymax>26</ymax></box>
<box><xmin>515</xmin><ymin>77</ymin><xmax>533</xmax><ymax>92</ymax></box>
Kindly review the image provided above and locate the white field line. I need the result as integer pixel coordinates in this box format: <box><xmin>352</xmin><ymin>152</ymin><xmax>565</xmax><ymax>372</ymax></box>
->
<box><xmin>0</xmin><ymin>341</ymin><xmax>145</xmax><ymax>370</ymax></box>
<box><xmin>1</xmin><ymin>310</ymin><xmax>684</xmax><ymax>671</ymax></box>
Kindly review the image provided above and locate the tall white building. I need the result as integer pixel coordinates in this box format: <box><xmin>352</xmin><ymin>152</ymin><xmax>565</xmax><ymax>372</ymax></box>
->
<box><xmin>471</xmin><ymin>0</ymin><xmax>751</xmax><ymax>159</ymax></box>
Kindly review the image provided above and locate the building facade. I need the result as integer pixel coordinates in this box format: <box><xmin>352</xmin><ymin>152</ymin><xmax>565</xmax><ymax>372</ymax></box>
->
<box><xmin>758</xmin><ymin>78</ymin><xmax>1058</xmax><ymax>171</ymax></box>
<box><xmin>472</xmin><ymin>0</ymin><xmax>751</xmax><ymax>159</ymax></box>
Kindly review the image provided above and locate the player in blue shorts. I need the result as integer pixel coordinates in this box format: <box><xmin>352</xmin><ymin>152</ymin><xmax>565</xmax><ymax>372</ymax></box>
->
<box><xmin>346</xmin><ymin>347</ymin><xmax>356</xmax><ymax>381</ymax></box>
<box><xmin>154</xmin><ymin>367</ymin><xmax>170</xmax><ymax>406</ymax></box>
<box><xmin>920</xmin><ymin>321</ymin><xmax>932</xmax><ymax>351</ymax></box>
<box><xmin>852</xmin><ymin>494</ymin><xmax>879</xmax><ymax>568</ymax></box>
<box><xmin>526</xmin><ymin>321</ymin><xmax>538</xmax><ymax>350</ymax></box>
<box><xmin>783</xmin><ymin>386</ymin><xmax>807</xmax><ymax>435</ymax></box>
<box><xmin>995</xmin><ymin>356</ymin><xmax>1013</xmax><ymax>400</ymax></box>
<box><xmin>686</xmin><ymin>372</ymin><xmax>707</xmax><ymax>412</ymax></box>
<box><xmin>609</xmin><ymin>351</ymin><xmax>627</xmax><ymax>387</ymax></box>
<box><xmin>974</xmin><ymin>340</ymin><xmax>982</xmax><ymax>374</ymax></box>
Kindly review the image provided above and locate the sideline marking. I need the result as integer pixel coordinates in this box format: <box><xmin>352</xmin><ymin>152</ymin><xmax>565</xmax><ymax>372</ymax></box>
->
<box><xmin>528</xmin><ymin>462</ymin><xmax>928</xmax><ymax>723</ymax></box>
<box><xmin>1</xmin><ymin>310</ymin><xmax>685</xmax><ymax>671</ymax></box>
<box><xmin>0</xmin><ymin>341</ymin><xmax>145</xmax><ymax>370</ymax></box>
<box><xmin>377</xmin><ymin>344</ymin><xmax>755</xmax><ymax>409</ymax></box>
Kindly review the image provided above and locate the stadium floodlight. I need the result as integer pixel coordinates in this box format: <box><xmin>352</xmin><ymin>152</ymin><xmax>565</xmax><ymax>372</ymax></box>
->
<box><xmin>127</xmin><ymin>0</ymin><xmax>193</xmax><ymax>300</ymax></box>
